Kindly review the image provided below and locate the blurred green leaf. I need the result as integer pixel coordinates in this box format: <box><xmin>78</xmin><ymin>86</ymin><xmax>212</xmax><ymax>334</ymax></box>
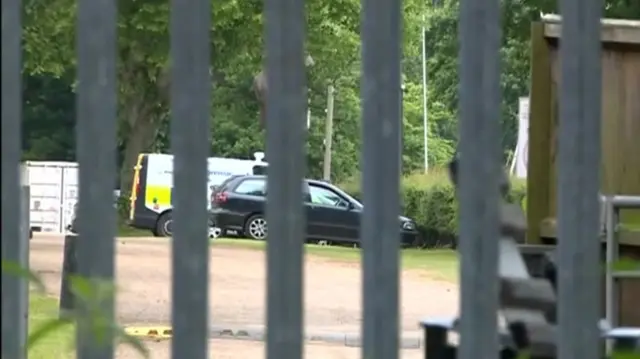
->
<box><xmin>68</xmin><ymin>275</ymin><xmax>95</xmax><ymax>300</ymax></box>
<box><xmin>28</xmin><ymin>318</ymin><xmax>73</xmax><ymax>348</ymax></box>
<box><xmin>67</xmin><ymin>275</ymin><xmax>148</xmax><ymax>357</ymax></box>
<box><xmin>115</xmin><ymin>326</ymin><xmax>150</xmax><ymax>359</ymax></box>
<box><xmin>4</xmin><ymin>261</ymin><xmax>148</xmax><ymax>357</ymax></box>
<box><xmin>2</xmin><ymin>260</ymin><xmax>46</xmax><ymax>292</ymax></box>
<box><xmin>69</xmin><ymin>276</ymin><xmax>115</xmax><ymax>345</ymax></box>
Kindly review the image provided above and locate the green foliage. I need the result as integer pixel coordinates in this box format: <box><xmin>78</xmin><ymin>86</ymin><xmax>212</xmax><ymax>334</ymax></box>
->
<box><xmin>2</xmin><ymin>261</ymin><xmax>47</xmax><ymax>292</ymax></box>
<box><xmin>612</xmin><ymin>257</ymin><xmax>640</xmax><ymax>272</ymax></box>
<box><xmin>611</xmin><ymin>351</ymin><xmax>640</xmax><ymax>359</ymax></box>
<box><xmin>340</xmin><ymin>169</ymin><xmax>527</xmax><ymax>247</ymax></box>
<box><xmin>22</xmin><ymin>75</ymin><xmax>76</xmax><ymax>162</ymax></box>
<box><xmin>115</xmin><ymin>196</ymin><xmax>151</xmax><ymax>236</ymax></box>
<box><xmin>28</xmin><ymin>295</ymin><xmax>74</xmax><ymax>359</ymax></box>
<box><xmin>116</xmin><ymin>196</ymin><xmax>131</xmax><ymax>225</ymax></box>
<box><xmin>1</xmin><ymin>261</ymin><xmax>149</xmax><ymax>358</ymax></box>
<box><xmin>19</xmin><ymin>0</ymin><xmax>460</xmax><ymax>184</ymax></box>
<box><xmin>19</xmin><ymin>0</ymin><xmax>640</xmax><ymax>187</ymax></box>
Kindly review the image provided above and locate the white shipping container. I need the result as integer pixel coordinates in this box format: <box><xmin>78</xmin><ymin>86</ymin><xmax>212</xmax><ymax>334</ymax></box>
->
<box><xmin>26</xmin><ymin>161</ymin><xmax>79</xmax><ymax>234</ymax></box>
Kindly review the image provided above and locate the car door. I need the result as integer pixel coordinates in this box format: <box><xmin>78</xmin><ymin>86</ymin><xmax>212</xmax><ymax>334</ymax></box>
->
<box><xmin>302</xmin><ymin>190</ymin><xmax>316</xmax><ymax>239</ymax></box>
<box><xmin>306</xmin><ymin>184</ymin><xmax>359</xmax><ymax>243</ymax></box>
<box><xmin>223</xmin><ymin>178</ymin><xmax>266</xmax><ymax>229</ymax></box>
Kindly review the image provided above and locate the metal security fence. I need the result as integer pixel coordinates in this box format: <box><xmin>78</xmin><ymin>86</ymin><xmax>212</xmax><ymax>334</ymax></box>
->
<box><xmin>0</xmin><ymin>0</ymin><xmax>612</xmax><ymax>358</ymax></box>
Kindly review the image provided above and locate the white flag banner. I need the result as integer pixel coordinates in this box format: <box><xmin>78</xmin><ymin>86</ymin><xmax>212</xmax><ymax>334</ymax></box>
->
<box><xmin>514</xmin><ymin>97</ymin><xmax>529</xmax><ymax>178</ymax></box>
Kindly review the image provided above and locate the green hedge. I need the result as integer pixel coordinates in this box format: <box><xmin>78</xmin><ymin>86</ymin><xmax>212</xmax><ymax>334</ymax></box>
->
<box><xmin>339</xmin><ymin>169</ymin><xmax>527</xmax><ymax>248</ymax></box>
<box><xmin>116</xmin><ymin>195</ymin><xmax>131</xmax><ymax>225</ymax></box>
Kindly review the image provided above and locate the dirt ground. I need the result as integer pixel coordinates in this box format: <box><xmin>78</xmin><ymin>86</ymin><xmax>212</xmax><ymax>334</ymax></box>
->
<box><xmin>30</xmin><ymin>234</ymin><xmax>458</xmax><ymax>358</ymax></box>
<box><xmin>116</xmin><ymin>339</ymin><xmax>425</xmax><ymax>359</ymax></box>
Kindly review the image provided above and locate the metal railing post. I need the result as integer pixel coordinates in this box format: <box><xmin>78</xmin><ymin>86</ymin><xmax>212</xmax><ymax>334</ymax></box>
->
<box><xmin>604</xmin><ymin>195</ymin><xmax>640</xmax><ymax>353</ymax></box>
<box><xmin>457</xmin><ymin>0</ymin><xmax>502</xmax><ymax>356</ymax></box>
<box><xmin>169</xmin><ymin>0</ymin><xmax>211</xmax><ymax>356</ymax></box>
<box><xmin>557</xmin><ymin>0</ymin><xmax>603</xmax><ymax>357</ymax></box>
<box><xmin>74</xmin><ymin>0</ymin><xmax>118</xmax><ymax>356</ymax></box>
<box><xmin>360</xmin><ymin>0</ymin><xmax>402</xmax><ymax>356</ymax></box>
<box><xmin>605</xmin><ymin>197</ymin><xmax>618</xmax><ymax>335</ymax></box>
<box><xmin>263</xmin><ymin>0</ymin><xmax>307</xmax><ymax>357</ymax></box>
<box><xmin>1</xmin><ymin>0</ymin><xmax>27</xmax><ymax>357</ymax></box>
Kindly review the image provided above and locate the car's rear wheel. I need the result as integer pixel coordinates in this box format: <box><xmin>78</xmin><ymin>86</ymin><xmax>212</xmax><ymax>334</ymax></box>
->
<box><xmin>155</xmin><ymin>211</ymin><xmax>173</xmax><ymax>237</ymax></box>
<box><xmin>244</xmin><ymin>214</ymin><xmax>267</xmax><ymax>240</ymax></box>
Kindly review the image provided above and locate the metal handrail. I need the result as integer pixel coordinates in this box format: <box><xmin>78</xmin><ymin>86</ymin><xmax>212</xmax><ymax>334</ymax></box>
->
<box><xmin>603</xmin><ymin>195</ymin><xmax>640</xmax><ymax>349</ymax></box>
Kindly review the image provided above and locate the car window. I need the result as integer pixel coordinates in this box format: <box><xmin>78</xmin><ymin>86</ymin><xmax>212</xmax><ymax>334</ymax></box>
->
<box><xmin>233</xmin><ymin>178</ymin><xmax>266</xmax><ymax>197</ymax></box>
<box><xmin>308</xmin><ymin>185</ymin><xmax>348</xmax><ymax>208</ymax></box>
<box><xmin>215</xmin><ymin>175</ymin><xmax>242</xmax><ymax>193</ymax></box>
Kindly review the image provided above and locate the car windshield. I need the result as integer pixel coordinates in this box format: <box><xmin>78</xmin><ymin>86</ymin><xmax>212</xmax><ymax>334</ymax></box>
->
<box><xmin>327</xmin><ymin>184</ymin><xmax>363</xmax><ymax>209</ymax></box>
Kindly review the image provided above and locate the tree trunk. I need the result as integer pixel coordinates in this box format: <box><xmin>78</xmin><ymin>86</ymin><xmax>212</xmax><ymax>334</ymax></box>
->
<box><xmin>119</xmin><ymin>106</ymin><xmax>157</xmax><ymax>196</ymax></box>
<box><xmin>253</xmin><ymin>70</ymin><xmax>267</xmax><ymax>127</ymax></box>
<box><xmin>116</xmin><ymin>64</ymin><xmax>169</xmax><ymax>199</ymax></box>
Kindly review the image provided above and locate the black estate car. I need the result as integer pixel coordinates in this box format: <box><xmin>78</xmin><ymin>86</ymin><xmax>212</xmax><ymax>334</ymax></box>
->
<box><xmin>209</xmin><ymin>175</ymin><xmax>418</xmax><ymax>245</ymax></box>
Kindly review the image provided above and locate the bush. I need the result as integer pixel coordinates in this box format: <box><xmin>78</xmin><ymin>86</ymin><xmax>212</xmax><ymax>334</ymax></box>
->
<box><xmin>116</xmin><ymin>195</ymin><xmax>131</xmax><ymax>225</ymax></box>
<box><xmin>339</xmin><ymin>168</ymin><xmax>527</xmax><ymax>248</ymax></box>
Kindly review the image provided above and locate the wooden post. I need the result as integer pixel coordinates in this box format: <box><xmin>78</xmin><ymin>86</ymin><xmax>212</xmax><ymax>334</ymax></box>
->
<box><xmin>59</xmin><ymin>234</ymin><xmax>79</xmax><ymax>319</ymax></box>
<box><xmin>526</xmin><ymin>22</ymin><xmax>553</xmax><ymax>244</ymax></box>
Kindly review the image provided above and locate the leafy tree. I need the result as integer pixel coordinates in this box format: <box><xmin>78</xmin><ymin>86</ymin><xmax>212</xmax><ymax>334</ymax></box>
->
<box><xmin>22</xmin><ymin>75</ymin><xmax>76</xmax><ymax>161</ymax></box>
<box><xmin>21</xmin><ymin>0</ymin><xmax>639</xmax><ymax>186</ymax></box>
<box><xmin>23</xmin><ymin>0</ymin><xmax>265</xmax><ymax>192</ymax></box>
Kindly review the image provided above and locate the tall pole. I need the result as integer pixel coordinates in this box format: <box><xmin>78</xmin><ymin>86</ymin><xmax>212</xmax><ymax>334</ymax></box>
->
<box><xmin>322</xmin><ymin>85</ymin><xmax>335</xmax><ymax>180</ymax></box>
<box><xmin>306</xmin><ymin>99</ymin><xmax>311</xmax><ymax>129</ymax></box>
<box><xmin>400</xmin><ymin>84</ymin><xmax>406</xmax><ymax>175</ymax></box>
<box><xmin>421</xmin><ymin>14</ymin><xmax>429</xmax><ymax>173</ymax></box>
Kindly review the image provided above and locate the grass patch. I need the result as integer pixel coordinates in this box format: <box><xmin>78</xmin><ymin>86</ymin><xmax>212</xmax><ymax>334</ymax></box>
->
<box><xmin>29</xmin><ymin>294</ymin><xmax>74</xmax><ymax>359</ymax></box>
<box><xmin>117</xmin><ymin>224</ymin><xmax>151</xmax><ymax>237</ymax></box>
<box><xmin>212</xmin><ymin>238</ymin><xmax>458</xmax><ymax>282</ymax></box>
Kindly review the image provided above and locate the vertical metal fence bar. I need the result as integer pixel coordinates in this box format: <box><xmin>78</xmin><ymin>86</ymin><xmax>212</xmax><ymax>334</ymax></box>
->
<box><xmin>20</xmin><ymin>183</ymin><xmax>31</xmax><ymax>345</ymax></box>
<box><xmin>604</xmin><ymin>199</ymin><xmax>618</xmax><ymax>352</ymax></box>
<box><xmin>263</xmin><ymin>0</ymin><xmax>306</xmax><ymax>355</ymax></box>
<box><xmin>557</xmin><ymin>0</ymin><xmax>603</xmax><ymax>357</ymax></box>
<box><xmin>169</xmin><ymin>0</ymin><xmax>211</xmax><ymax>356</ymax></box>
<box><xmin>1</xmin><ymin>0</ymin><xmax>27</xmax><ymax>357</ymax></box>
<box><xmin>360</xmin><ymin>0</ymin><xmax>401</xmax><ymax>355</ymax></box>
<box><xmin>457</xmin><ymin>0</ymin><xmax>501</xmax><ymax>356</ymax></box>
<box><xmin>75</xmin><ymin>0</ymin><xmax>117</xmax><ymax>356</ymax></box>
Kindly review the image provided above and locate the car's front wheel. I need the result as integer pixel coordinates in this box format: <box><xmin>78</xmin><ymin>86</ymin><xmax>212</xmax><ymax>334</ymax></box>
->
<box><xmin>244</xmin><ymin>214</ymin><xmax>267</xmax><ymax>240</ymax></box>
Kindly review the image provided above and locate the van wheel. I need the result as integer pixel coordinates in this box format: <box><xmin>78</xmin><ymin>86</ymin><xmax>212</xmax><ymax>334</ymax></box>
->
<box><xmin>244</xmin><ymin>214</ymin><xmax>267</xmax><ymax>240</ymax></box>
<box><xmin>155</xmin><ymin>212</ymin><xmax>173</xmax><ymax>237</ymax></box>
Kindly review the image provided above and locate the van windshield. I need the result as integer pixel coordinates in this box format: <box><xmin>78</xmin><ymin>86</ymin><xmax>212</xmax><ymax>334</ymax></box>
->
<box><xmin>252</xmin><ymin>165</ymin><xmax>267</xmax><ymax>175</ymax></box>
